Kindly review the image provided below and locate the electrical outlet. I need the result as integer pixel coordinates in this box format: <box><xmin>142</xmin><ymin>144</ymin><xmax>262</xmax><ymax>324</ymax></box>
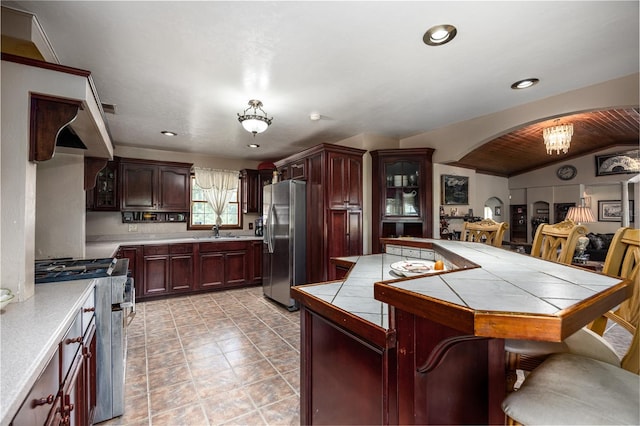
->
<box><xmin>128</xmin><ymin>224</ymin><xmax>138</xmax><ymax>232</ymax></box>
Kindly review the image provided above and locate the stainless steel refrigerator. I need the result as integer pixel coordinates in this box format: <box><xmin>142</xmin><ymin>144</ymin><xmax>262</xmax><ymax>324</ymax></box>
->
<box><xmin>262</xmin><ymin>180</ymin><xmax>306</xmax><ymax>310</ymax></box>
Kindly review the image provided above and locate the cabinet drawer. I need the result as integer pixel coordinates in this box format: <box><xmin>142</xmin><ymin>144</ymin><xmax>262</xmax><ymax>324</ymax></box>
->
<box><xmin>11</xmin><ymin>350</ymin><xmax>61</xmax><ymax>426</ymax></box>
<box><xmin>199</xmin><ymin>241</ymin><xmax>248</xmax><ymax>252</ymax></box>
<box><xmin>81</xmin><ymin>289</ymin><xmax>96</xmax><ymax>332</ymax></box>
<box><xmin>60</xmin><ymin>313</ymin><xmax>82</xmax><ymax>384</ymax></box>
<box><xmin>170</xmin><ymin>243</ymin><xmax>193</xmax><ymax>254</ymax></box>
<box><xmin>144</xmin><ymin>245</ymin><xmax>169</xmax><ymax>255</ymax></box>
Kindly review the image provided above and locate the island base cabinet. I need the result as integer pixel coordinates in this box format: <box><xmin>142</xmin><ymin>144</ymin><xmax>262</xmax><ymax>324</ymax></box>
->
<box><xmin>394</xmin><ymin>308</ymin><xmax>506</xmax><ymax>425</ymax></box>
<box><xmin>300</xmin><ymin>307</ymin><xmax>396</xmax><ymax>425</ymax></box>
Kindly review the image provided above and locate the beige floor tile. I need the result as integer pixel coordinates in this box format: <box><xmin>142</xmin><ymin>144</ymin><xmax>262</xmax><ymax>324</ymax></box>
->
<box><xmin>145</xmin><ymin>337</ymin><xmax>182</xmax><ymax>357</ymax></box>
<box><xmin>221</xmin><ymin>410</ymin><xmax>266</xmax><ymax>426</ymax></box>
<box><xmin>147</xmin><ymin>363</ymin><xmax>192</xmax><ymax>389</ymax></box>
<box><xmin>117</xmin><ymin>289</ymin><xmax>301</xmax><ymax>426</ymax></box>
<box><xmin>260</xmin><ymin>395</ymin><xmax>300</xmax><ymax>426</ymax></box>
<box><xmin>201</xmin><ymin>388</ymin><xmax>256</xmax><ymax>425</ymax></box>
<box><xmin>149</xmin><ymin>381</ymin><xmax>200</xmax><ymax>416</ymax></box>
<box><xmin>150</xmin><ymin>403</ymin><xmax>209</xmax><ymax>426</ymax></box>
<box><xmin>147</xmin><ymin>348</ymin><xmax>187</xmax><ymax>372</ymax></box>
<box><xmin>243</xmin><ymin>376</ymin><xmax>296</xmax><ymax>408</ymax></box>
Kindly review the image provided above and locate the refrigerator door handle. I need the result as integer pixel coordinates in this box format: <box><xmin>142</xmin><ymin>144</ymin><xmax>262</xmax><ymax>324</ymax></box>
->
<box><xmin>267</xmin><ymin>203</ymin><xmax>275</xmax><ymax>253</ymax></box>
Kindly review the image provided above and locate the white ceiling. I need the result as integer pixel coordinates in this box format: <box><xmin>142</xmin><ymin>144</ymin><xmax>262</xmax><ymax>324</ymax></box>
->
<box><xmin>4</xmin><ymin>1</ymin><xmax>639</xmax><ymax>163</ymax></box>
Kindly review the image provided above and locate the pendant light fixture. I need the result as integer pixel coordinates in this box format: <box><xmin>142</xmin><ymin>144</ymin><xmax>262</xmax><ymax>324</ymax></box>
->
<box><xmin>237</xmin><ymin>100</ymin><xmax>273</xmax><ymax>136</ymax></box>
<box><xmin>543</xmin><ymin>119</ymin><xmax>573</xmax><ymax>155</ymax></box>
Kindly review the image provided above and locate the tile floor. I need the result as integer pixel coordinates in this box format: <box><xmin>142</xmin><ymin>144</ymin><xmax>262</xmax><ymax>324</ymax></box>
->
<box><xmin>98</xmin><ymin>286</ymin><xmax>300</xmax><ymax>426</ymax></box>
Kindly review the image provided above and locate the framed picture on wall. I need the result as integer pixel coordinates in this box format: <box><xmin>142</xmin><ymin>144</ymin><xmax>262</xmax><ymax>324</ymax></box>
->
<box><xmin>494</xmin><ymin>206</ymin><xmax>501</xmax><ymax>216</ymax></box>
<box><xmin>595</xmin><ymin>149</ymin><xmax>640</xmax><ymax>176</ymax></box>
<box><xmin>598</xmin><ymin>200</ymin><xmax>635</xmax><ymax>222</ymax></box>
<box><xmin>441</xmin><ymin>175</ymin><xmax>469</xmax><ymax>205</ymax></box>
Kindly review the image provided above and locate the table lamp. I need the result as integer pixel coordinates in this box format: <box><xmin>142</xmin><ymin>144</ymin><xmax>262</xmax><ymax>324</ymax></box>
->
<box><xmin>565</xmin><ymin>201</ymin><xmax>596</xmax><ymax>262</ymax></box>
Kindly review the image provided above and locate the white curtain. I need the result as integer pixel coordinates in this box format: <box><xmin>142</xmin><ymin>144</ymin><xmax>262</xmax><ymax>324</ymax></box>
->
<box><xmin>193</xmin><ymin>167</ymin><xmax>239</xmax><ymax>226</ymax></box>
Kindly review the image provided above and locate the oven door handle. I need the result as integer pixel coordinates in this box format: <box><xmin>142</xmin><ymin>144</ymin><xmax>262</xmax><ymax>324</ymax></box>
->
<box><xmin>120</xmin><ymin>285</ymin><xmax>136</xmax><ymax>326</ymax></box>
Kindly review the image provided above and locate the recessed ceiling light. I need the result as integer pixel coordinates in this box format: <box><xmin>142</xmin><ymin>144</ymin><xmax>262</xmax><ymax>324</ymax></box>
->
<box><xmin>511</xmin><ymin>78</ymin><xmax>540</xmax><ymax>90</ymax></box>
<box><xmin>161</xmin><ymin>130</ymin><xmax>177</xmax><ymax>136</ymax></box>
<box><xmin>248</xmin><ymin>144</ymin><xmax>260</xmax><ymax>148</ymax></box>
<box><xmin>310</xmin><ymin>112</ymin><xmax>321</xmax><ymax>121</ymax></box>
<box><xmin>423</xmin><ymin>24</ymin><xmax>457</xmax><ymax>46</ymax></box>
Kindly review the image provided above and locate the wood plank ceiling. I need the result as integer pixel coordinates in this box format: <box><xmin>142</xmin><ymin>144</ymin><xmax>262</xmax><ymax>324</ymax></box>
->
<box><xmin>448</xmin><ymin>108</ymin><xmax>640</xmax><ymax>177</ymax></box>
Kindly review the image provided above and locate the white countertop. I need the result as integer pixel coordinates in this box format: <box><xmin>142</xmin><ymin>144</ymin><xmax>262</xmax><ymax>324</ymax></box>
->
<box><xmin>0</xmin><ymin>279</ymin><xmax>95</xmax><ymax>426</ymax></box>
<box><xmin>85</xmin><ymin>235</ymin><xmax>263</xmax><ymax>258</ymax></box>
<box><xmin>298</xmin><ymin>239</ymin><xmax>621</xmax><ymax>329</ymax></box>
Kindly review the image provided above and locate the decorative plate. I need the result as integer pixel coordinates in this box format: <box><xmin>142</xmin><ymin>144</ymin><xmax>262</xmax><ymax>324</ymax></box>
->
<box><xmin>390</xmin><ymin>260</ymin><xmax>437</xmax><ymax>277</ymax></box>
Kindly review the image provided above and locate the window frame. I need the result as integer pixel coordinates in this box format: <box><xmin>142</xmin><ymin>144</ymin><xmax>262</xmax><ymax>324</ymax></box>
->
<box><xmin>187</xmin><ymin>174</ymin><xmax>242</xmax><ymax>230</ymax></box>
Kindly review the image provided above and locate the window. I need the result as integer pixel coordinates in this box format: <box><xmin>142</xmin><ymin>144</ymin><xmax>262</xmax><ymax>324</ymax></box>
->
<box><xmin>189</xmin><ymin>176</ymin><xmax>240</xmax><ymax>229</ymax></box>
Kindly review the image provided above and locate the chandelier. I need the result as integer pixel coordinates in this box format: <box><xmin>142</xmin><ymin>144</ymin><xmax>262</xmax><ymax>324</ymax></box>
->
<box><xmin>237</xmin><ymin>100</ymin><xmax>273</xmax><ymax>136</ymax></box>
<box><xmin>542</xmin><ymin>120</ymin><xmax>573</xmax><ymax>155</ymax></box>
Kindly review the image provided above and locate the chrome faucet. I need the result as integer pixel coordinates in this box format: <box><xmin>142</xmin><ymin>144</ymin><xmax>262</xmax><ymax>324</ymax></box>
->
<box><xmin>212</xmin><ymin>224</ymin><xmax>219</xmax><ymax>238</ymax></box>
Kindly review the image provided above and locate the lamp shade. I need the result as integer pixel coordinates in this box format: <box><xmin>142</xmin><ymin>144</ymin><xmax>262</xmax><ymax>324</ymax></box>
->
<box><xmin>565</xmin><ymin>206</ymin><xmax>595</xmax><ymax>224</ymax></box>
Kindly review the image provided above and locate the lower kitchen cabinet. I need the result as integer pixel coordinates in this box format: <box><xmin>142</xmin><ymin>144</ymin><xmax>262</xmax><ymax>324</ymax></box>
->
<box><xmin>118</xmin><ymin>240</ymin><xmax>260</xmax><ymax>301</ymax></box>
<box><xmin>198</xmin><ymin>241</ymin><xmax>249</xmax><ymax>290</ymax></box>
<box><xmin>11</xmin><ymin>289</ymin><xmax>96</xmax><ymax>426</ymax></box>
<box><xmin>143</xmin><ymin>245</ymin><xmax>170</xmax><ymax>296</ymax></box>
<box><xmin>142</xmin><ymin>244</ymin><xmax>195</xmax><ymax>297</ymax></box>
<box><xmin>249</xmin><ymin>241</ymin><xmax>263</xmax><ymax>284</ymax></box>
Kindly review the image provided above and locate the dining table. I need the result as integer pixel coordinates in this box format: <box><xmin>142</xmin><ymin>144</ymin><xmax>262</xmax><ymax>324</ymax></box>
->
<box><xmin>291</xmin><ymin>237</ymin><xmax>632</xmax><ymax>425</ymax></box>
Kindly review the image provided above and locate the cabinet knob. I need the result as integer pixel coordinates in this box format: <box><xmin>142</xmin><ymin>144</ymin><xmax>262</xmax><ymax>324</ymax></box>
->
<box><xmin>65</xmin><ymin>336</ymin><xmax>82</xmax><ymax>345</ymax></box>
<box><xmin>32</xmin><ymin>394</ymin><xmax>55</xmax><ymax>407</ymax></box>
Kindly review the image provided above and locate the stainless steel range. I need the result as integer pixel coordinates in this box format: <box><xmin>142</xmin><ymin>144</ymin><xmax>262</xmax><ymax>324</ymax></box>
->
<box><xmin>35</xmin><ymin>257</ymin><xmax>135</xmax><ymax>423</ymax></box>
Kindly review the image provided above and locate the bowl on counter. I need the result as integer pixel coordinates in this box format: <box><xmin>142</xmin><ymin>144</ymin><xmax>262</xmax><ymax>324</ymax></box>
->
<box><xmin>0</xmin><ymin>288</ymin><xmax>15</xmax><ymax>310</ymax></box>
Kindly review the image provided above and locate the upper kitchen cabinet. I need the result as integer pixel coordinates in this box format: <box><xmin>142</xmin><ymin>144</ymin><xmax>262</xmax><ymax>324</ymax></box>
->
<box><xmin>240</xmin><ymin>169</ymin><xmax>273</xmax><ymax>214</ymax></box>
<box><xmin>86</xmin><ymin>157</ymin><xmax>119</xmax><ymax>211</ymax></box>
<box><xmin>371</xmin><ymin>148</ymin><xmax>434</xmax><ymax>253</ymax></box>
<box><xmin>119</xmin><ymin>158</ymin><xmax>192</xmax><ymax>212</ymax></box>
<box><xmin>276</xmin><ymin>143</ymin><xmax>365</xmax><ymax>283</ymax></box>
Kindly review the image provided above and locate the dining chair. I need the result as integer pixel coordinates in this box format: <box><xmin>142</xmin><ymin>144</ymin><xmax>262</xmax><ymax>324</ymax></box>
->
<box><xmin>529</xmin><ymin>218</ymin><xmax>588</xmax><ymax>264</ymax></box>
<box><xmin>504</xmin><ymin>227</ymin><xmax>640</xmax><ymax>392</ymax></box>
<box><xmin>461</xmin><ymin>218</ymin><xmax>509</xmax><ymax>247</ymax></box>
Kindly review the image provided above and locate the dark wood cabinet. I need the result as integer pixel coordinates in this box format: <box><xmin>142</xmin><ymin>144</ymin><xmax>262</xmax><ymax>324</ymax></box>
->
<box><xmin>12</xmin><ymin>289</ymin><xmax>96</xmax><ymax>426</ymax></box>
<box><xmin>143</xmin><ymin>245</ymin><xmax>170</xmax><ymax>296</ymax></box>
<box><xmin>198</xmin><ymin>241</ymin><xmax>248</xmax><ymax>290</ymax></box>
<box><xmin>143</xmin><ymin>244</ymin><xmax>195</xmax><ymax>296</ymax></box>
<box><xmin>118</xmin><ymin>240</ymin><xmax>259</xmax><ymax>301</ymax></box>
<box><xmin>249</xmin><ymin>240</ymin><xmax>263</xmax><ymax>284</ymax></box>
<box><xmin>371</xmin><ymin>149</ymin><xmax>434</xmax><ymax>253</ymax></box>
<box><xmin>240</xmin><ymin>169</ymin><xmax>273</xmax><ymax>214</ymax></box>
<box><xmin>169</xmin><ymin>244</ymin><xmax>194</xmax><ymax>292</ymax></box>
<box><xmin>120</xmin><ymin>158</ymin><xmax>191</xmax><ymax>212</ymax></box>
<box><xmin>278</xmin><ymin>158</ymin><xmax>307</xmax><ymax>181</ymax></box>
<box><xmin>327</xmin><ymin>152</ymin><xmax>362</xmax><ymax>209</ymax></box>
<box><xmin>86</xmin><ymin>159</ymin><xmax>119</xmax><ymax>211</ymax></box>
<box><xmin>115</xmin><ymin>245</ymin><xmax>142</xmax><ymax>299</ymax></box>
<box><xmin>276</xmin><ymin>144</ymin><xmax>365</xmax><ymax>283</ymax></box>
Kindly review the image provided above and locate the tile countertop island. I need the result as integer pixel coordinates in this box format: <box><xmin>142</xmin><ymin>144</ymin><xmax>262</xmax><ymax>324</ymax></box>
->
<box><xmin>0</xmin><ymin>279</ymin><xmax>95</xmax><ymax>426</ymax></box>
<box><xmin>291</xmin><ymin>238</ymin><xmax>631</xmax><ymax>425</ymax></box>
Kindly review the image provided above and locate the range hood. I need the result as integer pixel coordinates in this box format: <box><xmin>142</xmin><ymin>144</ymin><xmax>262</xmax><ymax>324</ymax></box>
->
<box><xmin>2</xmin><ymin>6</ymin><xmax>114</xmax><ymax>161</ymax></box>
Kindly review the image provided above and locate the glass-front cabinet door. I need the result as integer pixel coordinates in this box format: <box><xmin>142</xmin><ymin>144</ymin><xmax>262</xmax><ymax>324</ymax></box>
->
<box><xmin>371</xmin><ymin>149</ymin><xmax>434</xmax><ymax>253</ymax></box>
<box><xmin>384</xmin><ymin>160</ymin><xmax>421</xmax><ymax>217</ymax></box>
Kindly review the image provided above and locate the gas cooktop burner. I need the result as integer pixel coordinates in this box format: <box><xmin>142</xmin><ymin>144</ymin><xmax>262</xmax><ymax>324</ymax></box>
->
<box><xmin>35</xmin><ymin>258</ymin><xmax>118</xmax><ymax>283</ymax></box>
